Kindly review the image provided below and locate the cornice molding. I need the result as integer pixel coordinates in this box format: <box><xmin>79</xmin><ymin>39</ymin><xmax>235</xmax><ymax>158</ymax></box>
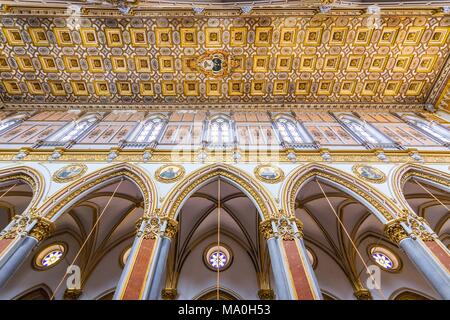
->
<box><xmin>1</xmin><ymin>6</ymin><xmax>448</xmax><ymax>18</ymax></box>
<box><xmin>0</xmin><ymin>103</ymin><xmax>426</xmax><ymax>113</ymax></box>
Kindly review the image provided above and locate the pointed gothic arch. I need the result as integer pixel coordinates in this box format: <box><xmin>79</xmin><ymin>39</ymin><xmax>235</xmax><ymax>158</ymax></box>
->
<box><xmin>281</xmin><ymin>163</ymin><xmax>401</xmax><ymax>223</ymax></box>
<box><xmin>160</xmin><ymin>164</ymin><xmax>278</xmax><ymax>221</ymax></box>
<box><xmin>36</xmin><ymin>163</ymin><xmax>157</xmax><ymax>222</ymax></box>
<box><xmin>0</xmin><ymin>165</ymin><xmax>45</xmax><ymax>216</ymax></box>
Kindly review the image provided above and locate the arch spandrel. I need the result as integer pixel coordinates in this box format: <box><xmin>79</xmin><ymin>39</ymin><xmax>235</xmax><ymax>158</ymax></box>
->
<box><xmin>160</xmin><ymin>164</ymin><xmax>278</xmax><ymax>221</ymax></box>
<box><xmin>0</xmin><ymin>165</ymin><xmax>45</xmax><ymax>215</ymax></box>
<box><xmin>36</xmin><ymin>163</ymin><xmax>157</xmax><ymax>222</ymax></box>
<box><xmin>281</xmin><ymin>163</ymin><xmax>402</xmax><ymax>222</ymax></box>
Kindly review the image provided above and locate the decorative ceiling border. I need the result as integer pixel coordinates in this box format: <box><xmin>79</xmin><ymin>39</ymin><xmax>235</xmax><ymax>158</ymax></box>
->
<box><xmin>1</xmin><ymin>6</ymin><xmax>449</xmax><ymax>18</ymax></box>
<box><xmin>426</xmin><ymin>54</ymin><xmax>450</xmax><ymax>108</ymax></box>
<box><xmin>0</xmin><ymin>102</ymin><xmax>427</xmax><ymax>112</ymax></box>
<box><xmin>0</xmin><ymin>148</ymin><xmax>448</xmax><ymax>163</ymax></box>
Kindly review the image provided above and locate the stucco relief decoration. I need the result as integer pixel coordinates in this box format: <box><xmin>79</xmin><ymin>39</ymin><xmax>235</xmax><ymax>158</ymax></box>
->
<box><xmin>254</xmin><ymin>164</ymin><xmax>285</xmax><ymax>184</ymax></box>
<box><xmin>155</xmin><ymin>164</ymin><xmax>185</xmax><ymax>183</ymax></box>
<box><xmin>52</xmin><ymin>164</ymin><xmax>88</xmax><ymax>183</ymax></box>
<box><xmin>352</xmin><ymin>164</ymin><xmax>386</xmax><ymax>183</ymax></box>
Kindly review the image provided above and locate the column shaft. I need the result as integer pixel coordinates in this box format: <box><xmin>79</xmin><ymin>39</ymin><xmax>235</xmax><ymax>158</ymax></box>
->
<box><xmin>266</xmin><ymin>237</ymin><xmax>294</xmax><ymax>300</ymax></box>
<box><xmin>400</xmin><ymin>238</ymin><xmax>450</xmax><ymax>299</ymax></box>
<box><xmin>0</xmin><ymin>236</ymin><xmax>38</xmax><ymax>287</ymax></box>
<box><xmin>279</xmin><ymin>238</ymin><xmax>322</xmax><ymax>300</ymax></box>
<box><xmin>114</xmin><ymin>235</ymin><xmax>161</xmax><ymax>300</ymax></box>
<box><xmin>146</xmin><ymin>237</ymin><xmax>171</xmax><ymax>300</ymax></box>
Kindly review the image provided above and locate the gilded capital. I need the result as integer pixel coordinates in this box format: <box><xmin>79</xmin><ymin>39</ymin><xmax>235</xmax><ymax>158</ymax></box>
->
<box><xmin>258</xmin><ymin>289</ymin><xmax>275</xmax><ymax>300</ymax></box>
<box><xmin>277</xmin><ymin>217</ymin><xmax>303</xmax><ymax>241</ymax></box>
<box><xmin>354</xmin><ymin>289</ymin><xmax>372</xmax><ymax>300</ymax></box>
<box><xmin>162</xmin><ymin>218</ymin><xmax>178</xmax><ymax>239</ymax></box>
<box><xmin>64</xmin><ymin>288</ymin><xmax>82</xmax><ymax>300</ymax></box>
<box><xmin>161</xmin><ymin>288</ymin><xmax>177</xmax><ymax>300</ymax></box>
<box><xmin>384</xmin><ymin>220</ymin><xmax>409</xmax><ymax>244</ymax></box>
<box><xmin>29</xmin><ymin>217</ymin><xmax>54</xmax><ymax>242</ymax></box>
<box><xmin>138</xmin><ymin>217</ymin><xmax>161</xmax><ymax>240</ymax></box>
<box><xmin>259</xmin><ymin>219</ymin><xmax>275</xmax><ymax>240</ymax></box>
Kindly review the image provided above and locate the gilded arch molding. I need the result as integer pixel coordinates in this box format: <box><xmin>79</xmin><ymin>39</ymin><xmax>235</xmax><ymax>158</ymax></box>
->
<box><xmin>281</xmin><ymin>163</ymin><xmax>401</xmax><ymax>222</ymax></box>
<box><xmin>0</xmin><ymin>166</ymin><xmax>45</xmax><ymax>215</ymax></box>
<box><xmin>391</xmin><ymin>163</ymin><xmax>450</xmax><ymax>212</ymax></box>
<box><xmin>37</xmin><ymin>163</ymin><xmax>157</xmax><ymax>221</ymax></box>
<box><xmin>160</xmin><ymin>164</ymin><xmax>278</xmax><ymax>221</ymax></box>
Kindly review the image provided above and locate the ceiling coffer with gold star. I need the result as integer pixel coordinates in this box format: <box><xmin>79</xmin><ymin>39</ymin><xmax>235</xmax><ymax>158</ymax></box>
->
<box><xmin>0</xmin><ymin>12</ymin><xmax>449</xmax><ymax>106</ymax></box>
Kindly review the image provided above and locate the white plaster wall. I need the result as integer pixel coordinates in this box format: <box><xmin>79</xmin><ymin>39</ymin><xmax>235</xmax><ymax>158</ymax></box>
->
<box><xmin>176</xmin><ymin>234</ymin><xmax>259</xmax><ymax>300</ymax></box>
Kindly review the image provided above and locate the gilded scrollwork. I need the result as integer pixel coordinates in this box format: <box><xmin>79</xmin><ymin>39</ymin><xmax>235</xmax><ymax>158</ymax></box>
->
<box><xmin>384</xmin><ymin>219</ymin><xmax>409</xmax><ymax>244</ymax></box>
<box><xmin>398</xmin><ymin>209</ymin><xmax>437</xmax><ymax>242</ymax></box>
<box><xmin>353</xmin><ymin>289</ymin><xmax>372</xmax><ymax>300</ymax></box>
<box><xmin>137</xmin><ymin>217</ymin><xmax>162</xmax><ymax>240</ymax></box>
<box><xmin>0</xmin><ymin>214</ymin><xmax>32</xmax><ymax>240</ymax></box>
<box><xmin>29</xmin><ymin>217</ymin><xmax>55</xmax><ymax>242</ymax></box>
<box><xmin>136</xmin><ymin>216</ymin><xmax>178</xmax><ymax>240</ymax></box>
<box><xmin>259</xmin><ymin>217</ymin><xmax>303</xmax><ymax>241</ymax></box>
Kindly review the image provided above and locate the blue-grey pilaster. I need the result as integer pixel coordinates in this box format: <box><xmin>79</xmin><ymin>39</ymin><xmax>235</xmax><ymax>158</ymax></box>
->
<box><xmin>399</xmin><ymin>237</ymin><xmax>450</xmax><ymax>299</ymax></box>
<box><xmin>0</xmin><ymin>236</ymin><xmax>38</xmax><ymax>287</ymax></box>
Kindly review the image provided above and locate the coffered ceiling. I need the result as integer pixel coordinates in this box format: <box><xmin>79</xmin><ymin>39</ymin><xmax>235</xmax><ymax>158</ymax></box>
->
<box><xmin>0</xmin><ymin>6</ymin><xmax>449</xmax><ymax>109</ymax></box>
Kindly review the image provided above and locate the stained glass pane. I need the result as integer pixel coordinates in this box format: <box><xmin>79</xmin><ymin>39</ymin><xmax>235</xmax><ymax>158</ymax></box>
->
<box><xmin>209</xmin><ymin>250</ymin><xmax>228</xmax><ymax>269</ymax></box>
<box><xmin>42</xmin><ymin>250</ymin><xmax>63</xmax><ymax>267</ymax></box>
<box><xmin>372</xmin><ymin>252</ymin><xmax>393</xmax><ymax>269</ymax></box>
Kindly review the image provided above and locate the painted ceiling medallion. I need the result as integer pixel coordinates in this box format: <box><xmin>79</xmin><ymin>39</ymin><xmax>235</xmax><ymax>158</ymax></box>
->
<box><xmin>254</xmin><ymin>164</ymin><xmax>284</xmax><ymax>184</ymax></box>
<box><xmin>155</xmin><ymin>164</ymin><xmax>185</xmax><ymax>183</ymax></box>
<box><xmin>352</xmin><ymin>164</ymin><xmax>386</xmax><ymax>183</ymax></box>
<box><xmin>194</xmin><ymin>50</ymin><xmax>233</xmax><ymax>78</ymax></box>
<box><xmin>52</xmin><ymin>164</ymin><xmax>88</xmax><ymax>183</ymax></box>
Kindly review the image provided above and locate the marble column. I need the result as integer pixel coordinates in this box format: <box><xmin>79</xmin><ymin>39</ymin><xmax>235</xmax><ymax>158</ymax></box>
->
<box><xmin>0</xmin><ymin>218</ymin><xmax>54</xmax><ymax>288</ymax></box>
<box><xmin>114</xmin><ymin>217</ymin><xmax>177</xmax><ymax>300</ymax></box>
<box><xmin>261</xmin><ymin>217</ymin><xmax>322</xmax><ymax>300</ymax></box>
<box><xmin>146</xmin><ymin>236</ymin><xmax>172</xmax><ymax>300</ymax></box>
<box><xmin>385</xmin><ymin>220</ymin><xmax>450</xmax><ymax>299</ymax></box>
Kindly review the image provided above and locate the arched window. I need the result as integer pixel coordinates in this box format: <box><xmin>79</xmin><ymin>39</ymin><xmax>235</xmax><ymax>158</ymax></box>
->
<box><xmin>0</xmin><ymin>113</ymin><xmax>29</xmax><ymax>134</ymax></box>
<box><xmin>404</xmin><ymin>116</ymin><xmax>450</xmax><ymax>143</ymax></box>
<box><xmin>274</xmin><ymin>116</ymin><xmax>305</xmax><ymax>144</ymax></box>
<box><xmin>127</xmin><ymin>115</ymin><xmax>166</xmax><ymax>144</ymax></box>
<box><xmin>48</xmin><ymin>114</ymin><xmax>100</xmax><ymax>143</ymax></box>
<box><xmin>339</xmin><ymin>115</ymin><xmax>391</xmax><ymax>145</ymax></box>
<box><xmin>208</xmin><ymin>116</ymin><xmax>233</xmax><ymax>146</ymax></box>
<box><xmin>135</xmin><ymin>117</ymin><xmax>165</xmax><ymax>143</ymax></box>
<box><xmin>60</xmin><ymin>115</ymin><xmax>98</xmax><ymax>142</ymax></box>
